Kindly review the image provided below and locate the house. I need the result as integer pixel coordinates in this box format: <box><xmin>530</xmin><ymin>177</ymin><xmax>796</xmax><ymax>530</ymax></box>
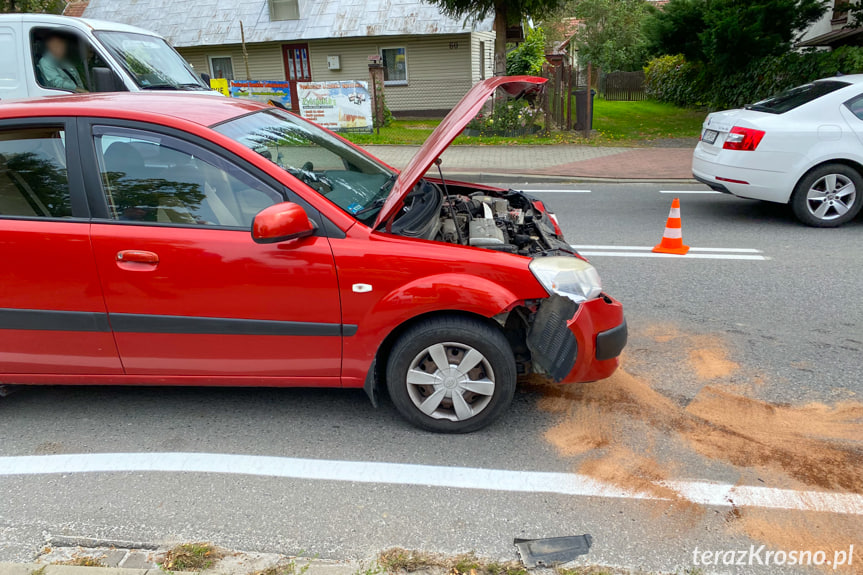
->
<box><xmin>73</xmin><ymin>0</ymin><xmax>496</xmax><ymax>115</ymax></box>
<box><xmin>798</xmin><ymin>0</ymin><xmax>863</xmax><ymax>48</ymax></box>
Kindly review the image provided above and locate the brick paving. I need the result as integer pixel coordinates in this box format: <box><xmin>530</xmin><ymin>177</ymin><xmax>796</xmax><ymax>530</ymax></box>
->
<box><xmin>362</xmin><ymin>144</ymin><xmax>694</xmax><ymax>180</ymax></box>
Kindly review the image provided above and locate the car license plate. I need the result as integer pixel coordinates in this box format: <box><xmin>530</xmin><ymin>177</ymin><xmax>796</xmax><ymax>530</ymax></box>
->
<box><xmin>702</xmin><ymin>129</ymin><xmax>719</xmax><ymax>145</ymax></box>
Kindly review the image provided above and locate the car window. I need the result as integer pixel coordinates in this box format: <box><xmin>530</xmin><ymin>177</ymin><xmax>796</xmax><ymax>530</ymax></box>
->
<box><xmin>93</xmin><ymin>126</ymin><xmax>282</xmax><ymax>227</ymax></box>
<box><xmin>844</xmin><ymin>94</ymin><xmax>863</xmax><ymax>121</ymax></box>
<box><xmin>0</xmin><ymin>126</ymin><xmax>72</xmax><ymax>218</ymax></box>
<box><xmin>31</xmin><ymin>27</ymin><xmax>109</xmax><ymax>93</ymax></box>
<box><xmin>747</xmin><ymin>81</ymin><xmax>851</xmax><ymax>114</ymax></box>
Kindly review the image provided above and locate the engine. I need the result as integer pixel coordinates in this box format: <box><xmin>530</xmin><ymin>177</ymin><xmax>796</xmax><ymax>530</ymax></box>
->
<box><xmin>438</xmin><ymin>189</ymin><xmax>575</xmax><ymax>257</ymax></box>
<box><xmin>390</xmin><ymin>180</ymin><xmax>575</xmax><ymax>257</ymax></box>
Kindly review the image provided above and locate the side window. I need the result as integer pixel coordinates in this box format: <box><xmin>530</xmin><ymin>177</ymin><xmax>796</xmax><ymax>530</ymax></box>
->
<box><xmin>0</xmin><ymin>127</ymin><xmax>72</xmax><ymax>218</ymax></box>
<box><xmin>93</xmin><ymin>126</ymin><xmax>282</xmax><ymax>227</ymax></box>
<box><xmin>31</xmin><ymin>27</ymin><xmax>108</xmax><ymax>93</ymax></box>
<box><xmin>845</xmin><ymin>94</ymin><xmax>863</xmax><ymax>121</ymax></box>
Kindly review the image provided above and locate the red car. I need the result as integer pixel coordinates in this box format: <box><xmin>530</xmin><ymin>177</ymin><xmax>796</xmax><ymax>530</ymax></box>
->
<box><xmin>0</xmin><ymin>76</ymin><xmax>625</xmax><ymax>432</ymax></box>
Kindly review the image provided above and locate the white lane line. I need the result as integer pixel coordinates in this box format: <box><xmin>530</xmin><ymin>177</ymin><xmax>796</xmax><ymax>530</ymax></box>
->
<box><xmin>0</xmin><ymin>453</ymin><xmax>860</xmax><ymax>515</ymax></box>
<box><xmin>572</xmin><ymin>245</ymin><xmax>762</xmax><ymax>254</ymax></box>
<box><xmin>660</xmin><ymin>190</ymin><xmax>721</xmax><ymax>194</ymax></box>
<box><xmin>522</xmin><ymin>189</ymin><xmax>592</xmax><ymax>193</ymax></box>
<box><xmin>579</xmin><ymin>251</ymin><xmax>767</xmax><ymax>260</ymax></box>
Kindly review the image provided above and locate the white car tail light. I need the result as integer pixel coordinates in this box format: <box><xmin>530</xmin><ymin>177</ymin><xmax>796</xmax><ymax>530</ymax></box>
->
<box><xmin>723</xmin><ymin>126</ymin><xmax>766</xmax><ymax>151</ymax></box>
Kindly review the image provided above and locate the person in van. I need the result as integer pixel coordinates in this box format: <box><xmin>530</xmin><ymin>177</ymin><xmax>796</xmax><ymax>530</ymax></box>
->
<box><xmin>37</xmin><ymin>32</ymin><xmax>87</xmax><ymax>92</ymax></box>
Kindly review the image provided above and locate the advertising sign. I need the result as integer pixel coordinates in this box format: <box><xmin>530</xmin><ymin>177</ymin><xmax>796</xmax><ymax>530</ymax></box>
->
<box><xmin>297</xmin><ymin>81</ymin><xmax>373</xmax><ymax>133</ymax></box>
<box><xmin>228</xmin><ymin>80</ymin><xmax>292</xmax><ymax>107</ymax></box>
<box><xmin>209</xmin><ymin>78</ymin><xmax>230</xmax><ymax>96</ymax></box>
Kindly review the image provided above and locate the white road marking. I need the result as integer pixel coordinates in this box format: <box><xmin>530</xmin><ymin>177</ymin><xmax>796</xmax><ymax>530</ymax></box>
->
<box><xmin>659</xmin><ymin>190</ymin><xmax>721</xmax><ymax>194</ymax></box>
<box><xmin>578</xmin><ymin>251</ymin><xmax>767</xmax><ymax>260</ymax></box>
<box><xmin>0</xmin><ymin>452</ymin><xmax>859</xmax><ymax>516</ymax></box>
<box><xmin>571</xmin><ymin>245</ymin><xmax>767</xmax><ymax>260</ymax></box>
<box><xmin>522</xmin><ymin>189</ymin><xmax>592</xmax><ymax>193</ymax></box>
<box><xmin>572</xmin><ymin>245</ymin><xmax>762</xmax><ymax>253</ymax></box>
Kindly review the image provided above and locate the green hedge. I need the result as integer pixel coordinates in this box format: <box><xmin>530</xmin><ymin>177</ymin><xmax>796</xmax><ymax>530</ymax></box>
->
<box><xmin>645</xmin><ymin>47</ymin><xmax>863</xmax><ymax>110</ymax></box>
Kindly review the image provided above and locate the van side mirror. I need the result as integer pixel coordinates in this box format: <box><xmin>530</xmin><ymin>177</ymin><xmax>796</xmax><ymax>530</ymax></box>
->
<box><xmin>200</xmin><ymin>72</ymin><xmax>211</xmax><ymax>85</ymax></box>
<box><xmin>252</xmin><ymin>202</ymin><xmax>315</xmax><ymax>244</ymax></box>
<box><xmin>92</xmin><ymin>67</ymin><xmax>126</xmax><ymax>92</ymax></box>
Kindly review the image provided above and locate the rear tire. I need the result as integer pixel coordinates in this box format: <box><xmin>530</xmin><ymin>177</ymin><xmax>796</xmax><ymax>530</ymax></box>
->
<box><xmin>386</xmin><ymin>316</ymin><xmax>516</xmax><ymax>433</ymax></box>
<box><xmin>791</xmin><ymin>164</ymin><xmax>863</xmax><ymax>227</ymax></box>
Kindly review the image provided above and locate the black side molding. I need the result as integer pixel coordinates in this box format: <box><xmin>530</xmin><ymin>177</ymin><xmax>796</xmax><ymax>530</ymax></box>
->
<box><xmin>0</xmin><ymin>308</ymin><xmax>110</xmax><ymax>332</ymax></box>
<box><xmin>595</xmin><ymin>319</ymin><xmax>627</xmax><ymax>361</ymax></box>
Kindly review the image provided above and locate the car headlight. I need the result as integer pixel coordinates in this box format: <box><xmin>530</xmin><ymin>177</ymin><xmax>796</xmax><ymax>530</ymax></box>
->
<box><xmin>529</xmin><ymin>256</ymin><xmax>602</xmax><ymax>303</ymax></box>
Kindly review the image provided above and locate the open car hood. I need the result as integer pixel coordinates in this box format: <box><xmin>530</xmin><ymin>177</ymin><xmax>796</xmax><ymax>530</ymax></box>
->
<box><xmin>373</xmin><ymin>75</ymin><xmax>548</xmax><ymax>228</ymax></box>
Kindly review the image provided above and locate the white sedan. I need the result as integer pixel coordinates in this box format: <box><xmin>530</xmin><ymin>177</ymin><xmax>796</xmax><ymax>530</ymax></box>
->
<box><xmin>692</xmin><ymin>75</ymin><xmax>863</xmax><ymax>227</ymax></box>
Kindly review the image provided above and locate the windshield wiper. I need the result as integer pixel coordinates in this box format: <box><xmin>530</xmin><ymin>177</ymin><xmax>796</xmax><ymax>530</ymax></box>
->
<box><xmin>140</xmin><ymin>83</ymin><xmax>180</xmax><ymax>90</ymax></box>
<box><xmin>354</xmin><ymin>196</ymin><xmax>387</xmax><ymax>216</ymax></box>
<box><xmin>379</xmin><ymin>173</ymin><xmax>398</xmax><ymax>195</ymax></box>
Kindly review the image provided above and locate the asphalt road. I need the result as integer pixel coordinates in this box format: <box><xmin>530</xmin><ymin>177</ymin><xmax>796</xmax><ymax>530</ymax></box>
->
<box><xmin>0</xmin><ymin>183</ymin><xmax>860</xmax><ymax>574</ymax></box>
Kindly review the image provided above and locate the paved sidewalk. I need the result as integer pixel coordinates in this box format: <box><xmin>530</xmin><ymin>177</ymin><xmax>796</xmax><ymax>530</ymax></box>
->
<box><xmin>361</xmin><ymin>145</ymin><xmax>695</xmax><ymax>181</ymax></box>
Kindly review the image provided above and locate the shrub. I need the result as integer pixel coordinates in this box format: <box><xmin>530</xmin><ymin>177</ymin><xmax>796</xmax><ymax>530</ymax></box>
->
<box><xmin>645</xmin><ymin>46</ymin><xmax>863</xmax><ymax>110</ymax></box>
<box><xmin>506</xmin><ymin>27</ymin><xmax>547</xmax><ymax>76</ymax></box>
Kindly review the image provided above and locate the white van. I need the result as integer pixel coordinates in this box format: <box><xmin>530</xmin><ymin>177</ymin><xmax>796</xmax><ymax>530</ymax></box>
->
<box><xmin>0</xmin><ymin>14</ymin><xmax>216</xmax><ymax>100</ymax></box>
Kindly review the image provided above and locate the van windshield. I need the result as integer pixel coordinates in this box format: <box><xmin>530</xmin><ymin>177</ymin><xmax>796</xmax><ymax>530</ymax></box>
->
<box><xmin>94</xmin><ymin>31</ymin><xmax>209</xmax><ymax>91</ymax></box>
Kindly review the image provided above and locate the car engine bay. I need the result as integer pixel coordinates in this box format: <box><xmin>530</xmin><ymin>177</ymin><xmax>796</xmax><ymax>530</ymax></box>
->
<box><xmin>391</xmin><ymin>179</ymin><xmax>576</xmax><ymax>257</ymax></box>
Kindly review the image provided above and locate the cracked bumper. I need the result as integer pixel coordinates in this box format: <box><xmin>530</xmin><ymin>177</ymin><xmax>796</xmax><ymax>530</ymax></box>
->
<box><xmin>561</xmin><ymin>294</ymin><xmax>626</xmax><ymax>383</ymax></box>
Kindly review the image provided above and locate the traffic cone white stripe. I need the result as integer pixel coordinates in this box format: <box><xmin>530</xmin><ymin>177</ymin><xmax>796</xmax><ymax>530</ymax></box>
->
<box><xmin>663</xmin><ymin>227</ymin><xmax>682</xmax><ymax>239</ymax></box>
<box><xmin>669</xmin><ymin>208</ymin><xmax>681</xmax><ymax>218</ymax></box>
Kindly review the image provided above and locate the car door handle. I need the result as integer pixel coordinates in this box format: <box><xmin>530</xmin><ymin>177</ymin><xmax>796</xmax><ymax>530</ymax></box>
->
<box><xmin>116</xmin><ymin>250</ymin><xmax>159</xmax><ymax>264</ymax></box>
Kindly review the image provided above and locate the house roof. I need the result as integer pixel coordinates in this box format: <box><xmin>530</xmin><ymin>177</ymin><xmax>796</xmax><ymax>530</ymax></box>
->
<box><xmin>80</xmin><ymin>0</ymin><xmax>494</xmax><ymax>48</ymax></box>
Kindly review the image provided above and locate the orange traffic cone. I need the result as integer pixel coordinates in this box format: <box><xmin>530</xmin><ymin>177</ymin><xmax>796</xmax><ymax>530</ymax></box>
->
<box><xmin>653</xmin><ymin>198</ymin><xmax>690</xmax><ymax>255</ymax></box>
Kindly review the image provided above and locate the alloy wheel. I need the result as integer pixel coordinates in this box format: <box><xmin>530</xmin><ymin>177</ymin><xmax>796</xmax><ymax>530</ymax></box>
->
<box><xmin>806</xmin><ymin>174</ymin><xmax>857</xmax><ymax>221</ymax></box>
<box><xmin>406</xmin><ymin>342</ymin><xmax>496</xmax><ymax>422</ymax></box>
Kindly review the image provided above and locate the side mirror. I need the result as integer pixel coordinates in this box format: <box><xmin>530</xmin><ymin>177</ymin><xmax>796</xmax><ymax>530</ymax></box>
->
<box><xmin>200</xmin><ymin>72</ymin><xmax>211</xmax><ymax>85</ymax></box>
<box><xmin>252</xmin><ymin>202</ymin><xmax>315</xmax><ymax>244</ymax></box>
<box><xmin>91</xmin><ymin>67</ymin><xmax>126</xmax><ymax>92</ymax></box>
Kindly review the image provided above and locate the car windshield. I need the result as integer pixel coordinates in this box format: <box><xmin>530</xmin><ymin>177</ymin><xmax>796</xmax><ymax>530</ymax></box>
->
<box><xmin>94</xmin><ymin>31</ymin><xmax>209</xmax><ymax>90</ymax></box>
<box><xmin>214</xmin><ymin>109</ymin><xmax>397</xmax><ymax>224</ymax></box>
<box><xmin>747</xmin><ymin>80</ymin><xmax>850</xmax><ymax>114</ymax></box>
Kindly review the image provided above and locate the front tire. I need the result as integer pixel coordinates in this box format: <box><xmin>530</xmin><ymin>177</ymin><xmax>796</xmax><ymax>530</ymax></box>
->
<box><xmin>791</xmin><ymin>164</ymin><xmax>863</xmax><ymax>227</ymax></box>
<box><xmin>386</xmin><ymin>316</ymin><xmax>516</xmax><ymax>433</ymax></box>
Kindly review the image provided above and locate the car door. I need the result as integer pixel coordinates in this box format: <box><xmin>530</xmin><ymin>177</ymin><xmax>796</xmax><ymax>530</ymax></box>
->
<box><xmin>79</xmin><ymin>120</ymin><xmax>343</xmax><ymax>383</ymax></box>
<box><xmin>0</xmin><ymin>118</ymin><xmax>122</xmax><ymax>375</ymax></box>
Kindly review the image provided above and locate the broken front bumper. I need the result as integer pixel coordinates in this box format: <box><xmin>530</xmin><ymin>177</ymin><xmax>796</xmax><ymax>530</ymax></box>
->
<box><xmin>527</xmin><ymin>294</ymin><xmax>626</xmax><ymax>384</ymax></box>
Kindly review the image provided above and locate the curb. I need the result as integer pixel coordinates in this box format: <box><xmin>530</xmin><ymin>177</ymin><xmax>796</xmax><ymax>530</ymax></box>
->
<box><xmin>0</xmin><ymin>562</ymin><xmax>361</xmax><ymax>575</ymax></box>
<box><xmin>0</xmin><ymin>564</ymin><xmax>185</xmax><ymax>575</ymax></box>
<box><xmin>445</xmin><ymin>172</ymin><xmax>700</xmax><ymax>185</ymax></box>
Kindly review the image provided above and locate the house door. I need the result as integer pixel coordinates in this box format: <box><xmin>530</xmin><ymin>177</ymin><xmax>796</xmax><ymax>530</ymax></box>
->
<box><xmin>282</xmin><ymin>43</ymin><xmax>311</xmax><ymax>113</ymax></box>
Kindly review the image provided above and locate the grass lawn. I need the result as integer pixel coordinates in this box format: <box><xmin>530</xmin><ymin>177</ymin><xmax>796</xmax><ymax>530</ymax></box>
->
<box><xmin>342</xmin><ymin>98</ymin><xmax>706</xmax><ymax>147</ymax></box>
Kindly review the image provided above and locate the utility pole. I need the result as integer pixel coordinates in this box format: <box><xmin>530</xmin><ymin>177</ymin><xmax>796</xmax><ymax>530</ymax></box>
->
<box><xmin>240</xmin><ymin>21</ymin><xmax>251</xmax><ymax>80</ymax></box>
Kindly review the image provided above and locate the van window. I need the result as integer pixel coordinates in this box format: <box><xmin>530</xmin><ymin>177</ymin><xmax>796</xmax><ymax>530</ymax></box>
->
<box><xmin>30</xmin><ymin>27</ymin><xmax>108</xmax><ymax>93</ymax></box>
<box><xmin>0</xmin><ymin>127</ymin><xmax>72</xmax><ymax>218</ymax></box>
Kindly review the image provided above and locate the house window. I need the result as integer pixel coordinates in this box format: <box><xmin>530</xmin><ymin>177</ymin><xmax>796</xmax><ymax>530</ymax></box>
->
<box><xmin>269</xmin><ymin>0</ymin><xmax>300</xmax><ymax>21</ymax></box>
<box><xmin>479</xmin><ymin>41</ymin><xmax>485</xmax><ymax>80</ymax></box>
<box><xmin>209</xmin><ymin>56</ymin><xmax>234</xmax><ymax>80</ymax></box>
<box><xmin>380</xmin><ymin>47</ymin><xmax>407</xmax><ymax>85</ymax></box>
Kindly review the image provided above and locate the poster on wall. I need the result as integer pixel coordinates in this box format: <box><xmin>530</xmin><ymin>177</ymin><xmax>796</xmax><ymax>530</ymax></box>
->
<box><xmin>297</xmin><ymin>81</ymin><xmax>373</xmax><ymax>133</ymax></box>
<box><xmin>228</xmin><ymin>80</ymin><xmax>292</xmax><ymax>107</ymax></box>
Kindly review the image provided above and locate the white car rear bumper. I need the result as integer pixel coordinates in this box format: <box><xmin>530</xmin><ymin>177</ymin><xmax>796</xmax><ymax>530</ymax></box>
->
<box><xmin>692</xmin><ymin>145</ymin><xmax>796</xmax><ymax>204</ymax></box>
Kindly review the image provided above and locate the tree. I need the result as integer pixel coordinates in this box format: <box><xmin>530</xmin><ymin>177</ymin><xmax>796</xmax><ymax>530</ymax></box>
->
<box><xmin>645</xmin><ymin>0</ymin><xmax>829</xmax><ymax>74</ymax></box>
<box><xmin>566</xmin><ymin>0</ymin><xmax>652</xmax><ymax>72</ymax></box>
<box><xmin>424</xmin><ymin>0</ymin><xmax>567</xmax><ymax>74</ymax></box>
<box><xmin>1</xmin><ymin>0</ymin><xmax>64</xmax><ymax>13</ymax></box>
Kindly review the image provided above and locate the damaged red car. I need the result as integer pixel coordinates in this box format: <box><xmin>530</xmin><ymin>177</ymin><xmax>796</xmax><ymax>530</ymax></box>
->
<box><xmin>0</xmin><ymin>76</ymin><xmax>625</xmax><ymax>432</ymax></box>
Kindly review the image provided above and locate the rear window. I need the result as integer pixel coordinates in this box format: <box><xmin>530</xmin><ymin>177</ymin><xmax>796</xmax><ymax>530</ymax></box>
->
<box><xmin>747</xmin><ymin>81</ymin><xmax>850</xmax><ymax>114</ymax></box>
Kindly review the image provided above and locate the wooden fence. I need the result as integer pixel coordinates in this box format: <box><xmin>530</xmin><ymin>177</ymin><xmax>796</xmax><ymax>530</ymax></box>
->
<box><xmin>600</xmin><ymin>71</ymin><xmax>646</xmax><ymax>101</ymax></box>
